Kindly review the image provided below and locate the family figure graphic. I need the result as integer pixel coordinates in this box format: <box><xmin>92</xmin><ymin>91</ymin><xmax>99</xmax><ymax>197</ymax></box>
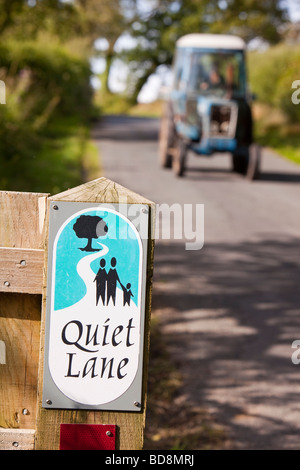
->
<box><xmin>93</xmin><ymin>257</ymin><xmax>134</xmax><ymax>307</ymax></box>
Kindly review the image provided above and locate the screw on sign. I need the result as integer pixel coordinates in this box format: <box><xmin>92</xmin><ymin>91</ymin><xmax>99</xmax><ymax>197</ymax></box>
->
<box><xmin>42</xmin><ymin>202</ymin><xmax>149</xmax><ymax>412</ymax></box>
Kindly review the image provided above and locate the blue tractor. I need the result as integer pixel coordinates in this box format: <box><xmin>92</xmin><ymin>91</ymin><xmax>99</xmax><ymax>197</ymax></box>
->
<box><xmin>159</xmin><ymin>33</ymin><xmax>260</xmax><ymax>179</ymax></box>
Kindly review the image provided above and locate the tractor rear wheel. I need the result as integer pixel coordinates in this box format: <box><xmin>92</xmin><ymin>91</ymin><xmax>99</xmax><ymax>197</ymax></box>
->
<box><xmin>159</xmin><ymin>105</ymin><xmax>174</xmax><ymax>169</ymax></box>
<box><xmin>172</xmin><ymin>134</ymin><xmax>187</xmax><ymax>177</ymax></box>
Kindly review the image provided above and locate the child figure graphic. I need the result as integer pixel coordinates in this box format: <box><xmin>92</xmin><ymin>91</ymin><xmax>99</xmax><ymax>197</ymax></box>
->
<box><xmin>121</xmin><ymin>283</ymin><xmax>134</xmax><ymax>306</ymax></box>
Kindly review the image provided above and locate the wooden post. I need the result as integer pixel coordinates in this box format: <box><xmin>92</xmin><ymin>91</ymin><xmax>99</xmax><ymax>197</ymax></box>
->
<box><xmin>0</xmin><ymin>191</ymin><xmax>48</xmax><ymax>450</ymax></box>
<box><xmin>35</xmin><ymin>178</ymin><xmax>155</xmax><ymax>450</ymax></box>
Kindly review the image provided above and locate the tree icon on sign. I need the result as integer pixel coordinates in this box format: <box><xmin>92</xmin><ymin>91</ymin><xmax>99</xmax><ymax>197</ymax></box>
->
<box><xmin>73</xmin><ymin>215</ymin><xmax>108</xmax><ymax>252</ymax></box>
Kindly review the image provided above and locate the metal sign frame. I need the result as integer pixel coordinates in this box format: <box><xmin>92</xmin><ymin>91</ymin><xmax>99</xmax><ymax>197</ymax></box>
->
<box><xmin>42</xmin><ymin>201</ymin><xmax>149</xmax><ymax>412</ymax></box>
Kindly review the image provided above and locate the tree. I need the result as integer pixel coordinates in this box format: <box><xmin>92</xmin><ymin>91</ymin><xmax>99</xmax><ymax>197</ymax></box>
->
<box><xmin>0</xmin><ymin>0</ymin><xmax>77</xmax><ymax>40</ymax></box>
<box><xmin>73</xmin><ymin>215</ymin><xmax>108</xmax><ymax>252</ymax></box>
<box><xmin>0</xmin><ymin>0</ymin><xmax>129</xmax><ymax>101</ymax></box>
<box><xmin>208</xmin><ymin>0</ymin><xmax>289</xmax><ymax>44</ymax></box>
<box><xmin>121</xmin><ymin>0</ymin><xmax>290</xmax><ymax>103</ymax></box>
<box><xmin>0</xmin><ymin>0</ymin><xmax>26</xmax><ymax>34</ymax></box>
<box><xmin>73</xmin><ymin>0</ymin><xmax>127</xmax><ymax>93</ymax></box>
<box><xmin>0</xmin><ymin>0</ymin><xmax>126</xmax><ymax>58</ymax></box>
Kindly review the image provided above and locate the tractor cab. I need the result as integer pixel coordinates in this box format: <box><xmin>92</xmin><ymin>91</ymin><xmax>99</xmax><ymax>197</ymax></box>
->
<box><xmin>159</xmin><ymin>34</ymin><xmax>260</xmax><ymax>179</ymax></box>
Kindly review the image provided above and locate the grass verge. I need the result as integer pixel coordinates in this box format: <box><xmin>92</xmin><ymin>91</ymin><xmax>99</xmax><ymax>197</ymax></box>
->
<box><xmin>255</xmin><ymin>123</ymin><xmax>300</xmax><ymax>166</ymax></box>
<box><xmin>4</xmin><ymin>116</ymin><xmax>101</xmax><ymax>195</ymax></box>
<box><xmin>253</xmin><ymin>103</ymin><xmax>300</xmax><ymax>165</ymax></box>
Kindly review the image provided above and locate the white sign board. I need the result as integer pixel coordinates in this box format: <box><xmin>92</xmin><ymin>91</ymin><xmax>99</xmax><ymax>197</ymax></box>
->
<box><xmin>42</xmin><ymin>202</ymin><xmax>149</xmax><ymax>411</ymax></box>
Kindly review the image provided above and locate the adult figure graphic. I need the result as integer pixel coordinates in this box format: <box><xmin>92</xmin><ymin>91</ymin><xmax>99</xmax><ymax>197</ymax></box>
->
<box><xmin>94</xmin><ymin>258</ymin><xmax>107</xmax><ymax>306</ymax></box>
<box><xmin>107</xmin><ymin>257</ymin><xmax>122</xmax><ymax>306</ymax></box>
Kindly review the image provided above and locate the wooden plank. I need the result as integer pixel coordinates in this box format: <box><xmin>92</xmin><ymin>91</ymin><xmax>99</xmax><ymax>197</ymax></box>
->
<box><xmin>0</xmin><ymin>428</ymin><xmax>35</xmax><ymax>450</ymax></box>
<box><xmin>0</xmin><ymin>191</ymin><xmax>49</xmax><ymax>435</ymax></box>
<box><xmin>0</xmin><ymin>293</ymin><xmax>42</xmax><ymax>430</ymax></box>
<box><xmin>35</xmin><ymin>178</ymin><xmax>155</xmax><ymax>450</ymax></box>
<box><xmin>52</xmin><ymin>177</ymin><xmax>154</xmax><ymax>205</ymax></box>
<box><xmin>0</xmin><ymin>191</ymin><xmax>48</xmax><ymax>249</ymax></box>
<box><xmin>0</xmin><ymin>247</ymin><xmax>44</xmax><ymax>294</ymax></box>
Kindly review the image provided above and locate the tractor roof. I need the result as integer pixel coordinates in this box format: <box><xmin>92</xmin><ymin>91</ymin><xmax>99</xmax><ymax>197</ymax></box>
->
<box><xmin>176</xmin><ymin>34</ymin><xmax>246</xmax><ymax>50</ymax></box>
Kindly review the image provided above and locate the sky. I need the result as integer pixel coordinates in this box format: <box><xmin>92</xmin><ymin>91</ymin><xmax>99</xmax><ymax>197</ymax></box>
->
<box><xmin>287</xmin><ymin>0</ymin><xmax>300</xmax><ymax>20</ymax></box>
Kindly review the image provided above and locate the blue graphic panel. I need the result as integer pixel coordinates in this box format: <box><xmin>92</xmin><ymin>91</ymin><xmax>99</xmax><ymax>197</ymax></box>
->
<box><xmin>54</xmin><ymin>209</ymin><xmax>140</xmax><ymax>311</ymax></box>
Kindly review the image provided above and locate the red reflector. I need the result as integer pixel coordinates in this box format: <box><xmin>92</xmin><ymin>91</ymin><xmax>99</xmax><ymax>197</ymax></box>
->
<box><xmin>60</xmin><ymin>424</ymin><xmax>116</xmax><ymax>450</ymax></box>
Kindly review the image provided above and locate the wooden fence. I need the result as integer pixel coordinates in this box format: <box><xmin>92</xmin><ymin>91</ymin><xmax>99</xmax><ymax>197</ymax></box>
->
<box><xmin>0</xmin><ymin>178</ymin><xmax>155</xmax><ymax>450</ymax></box>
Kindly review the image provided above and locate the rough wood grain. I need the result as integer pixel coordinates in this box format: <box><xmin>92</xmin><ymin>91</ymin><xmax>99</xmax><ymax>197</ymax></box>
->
<box><xmin>0</xmin><ymin>428</ymin><xmax>35</xmax><ymax>450</ymax></box>
<box><xmin>52</xmin><ymin>177</ymin><xmax>154</xmax><ymax>205</ymax></box>
<box><xmin>0</xmin><ymin>191</ymin><xmax>48</xmax><ymax>436</ymax></box>
<box><xmin>0</xmin><ymin>247</ymin><xmax>44</xmax><ymax>294</ymax></box>
<box><xmin>35</xmin><ymin>178</ymin><xmax>155</xmax><ymax>450</ymax></box>
<box><xmin>0</xmin><ymin>293</ymin><xmax>41</xmax><ymax>430</ymax></box>
<box><xmin>0</xmin><ymin>191</ymin><xmax>48</xmax><ymax>249</ymax></box>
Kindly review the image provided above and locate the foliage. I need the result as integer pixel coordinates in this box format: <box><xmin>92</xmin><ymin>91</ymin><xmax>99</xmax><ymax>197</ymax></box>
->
<box><xmin>121</xmin><ymin>0</ymin><xmax>289</xmax><ymax>102</ymax></box>
<box><xmin>94</xmin><ymin>90</ymin><xmax>133</xmax><ymax>115</ymax></box>
<box><xmin>0</xmin><ymin>0</ymin><xmax>130</xmax><ymax>193</ymax></box>
<box><xmin>0</xmin><ymin>38</ymin><xmax>94</xmax><ymax>192</ymax></box>
<box><xmin>248</xmin><ymin>42</ymin><xmax>300</xmax><ymax>166</ymax></box>
<box><xmin>0</xmin><ymin>0</ymin><xmax>128</xmax><ymax>92</ymax></box>
<box><xmin>0</xmin><ymin>0</ymin><xmax>297</xmax><ymax>193</ymax></box>
<box><xmin>207</xmin><ymin>0</ymin><xmax>289</xmax><ymax>43</ymax></box>
<box><xmin>0</xmin><ymin>0</ymin><xmax>125</xmax><ymax>45</ymax></box>
<box><xmin>0</xmin><ymin>0</ymin><xmax>77</xmax><ymax>41</ymax></box>
<box><xmin>248</xmin><ymin>43</ymin><xmax>300</xmax><ymax>122</ymax></box>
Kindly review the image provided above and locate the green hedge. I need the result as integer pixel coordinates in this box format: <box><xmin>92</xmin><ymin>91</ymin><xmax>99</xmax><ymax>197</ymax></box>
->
<box><xmin>248</xmin><ymin>43</ymin><xmax>300</xmax><ymax>122</ymax></box>
<box><xmin>0</xmin><ymin>40</ymin><xmax>94</xmax><ymax>192</ymax></box>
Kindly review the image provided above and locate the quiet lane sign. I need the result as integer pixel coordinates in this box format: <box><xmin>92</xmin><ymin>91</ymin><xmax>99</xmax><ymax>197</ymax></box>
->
<box><xmin>42</xmin><ymin>202</ymin><xmax>149</xmax><ymax>411</ymax></box>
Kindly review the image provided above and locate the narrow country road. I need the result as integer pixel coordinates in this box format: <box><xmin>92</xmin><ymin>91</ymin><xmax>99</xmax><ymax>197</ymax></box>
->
<box><xmin>92</xmin><ymin>115</ymin><xmax>300</xmax><ymax>450</ymax></box>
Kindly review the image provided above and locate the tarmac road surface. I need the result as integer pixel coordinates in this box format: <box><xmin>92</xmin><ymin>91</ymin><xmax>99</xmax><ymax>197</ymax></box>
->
<box><xmin>93</xmin><ymin>115</ymin><xmax>300</xmax><ymax>450</ymax></box>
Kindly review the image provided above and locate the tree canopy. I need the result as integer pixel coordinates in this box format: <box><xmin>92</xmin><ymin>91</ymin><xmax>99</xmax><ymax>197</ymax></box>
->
<box><xmin>0</xmin><ymin>0</ymin><xmax>293</xmax><ymax>103</ymax></box>
<box><xmin>120</xmin><ymin>0</ymin><xmax>290</xmax><ymax>102</ymax></box>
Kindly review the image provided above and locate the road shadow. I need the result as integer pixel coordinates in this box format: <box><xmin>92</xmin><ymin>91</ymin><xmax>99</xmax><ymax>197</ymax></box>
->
<box><xmin>185</xmin><ymin>156</ymin><xmax>300</xmax><ymax>184</ymax></box>
<box><xmin>183</xmin><ymin>165</ymin><xmax>236</xmax><ymax>182</ymax></box>
<box><xmin>92</xmin><ymin>115</ymin><xmax>159</xmax><ymax>142</ymax></box>
<box><xmin>93</xmin><ymin>114</ymin><xmax>300</xmax><ymax>184</ymax></box>
<box><xmin>184</xmin><ymin>167</ymin><xmax>300</xmax><ymax>184</ymax></box>
<box><xmin>152</xmin><ymin>237</ymin><xmax>300</xmax><ymax>449</ymax></box>
<box><xmin>259</xmin><ymin>172</ymin><xmax>300</xmax><ymax>184</ymax></box>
